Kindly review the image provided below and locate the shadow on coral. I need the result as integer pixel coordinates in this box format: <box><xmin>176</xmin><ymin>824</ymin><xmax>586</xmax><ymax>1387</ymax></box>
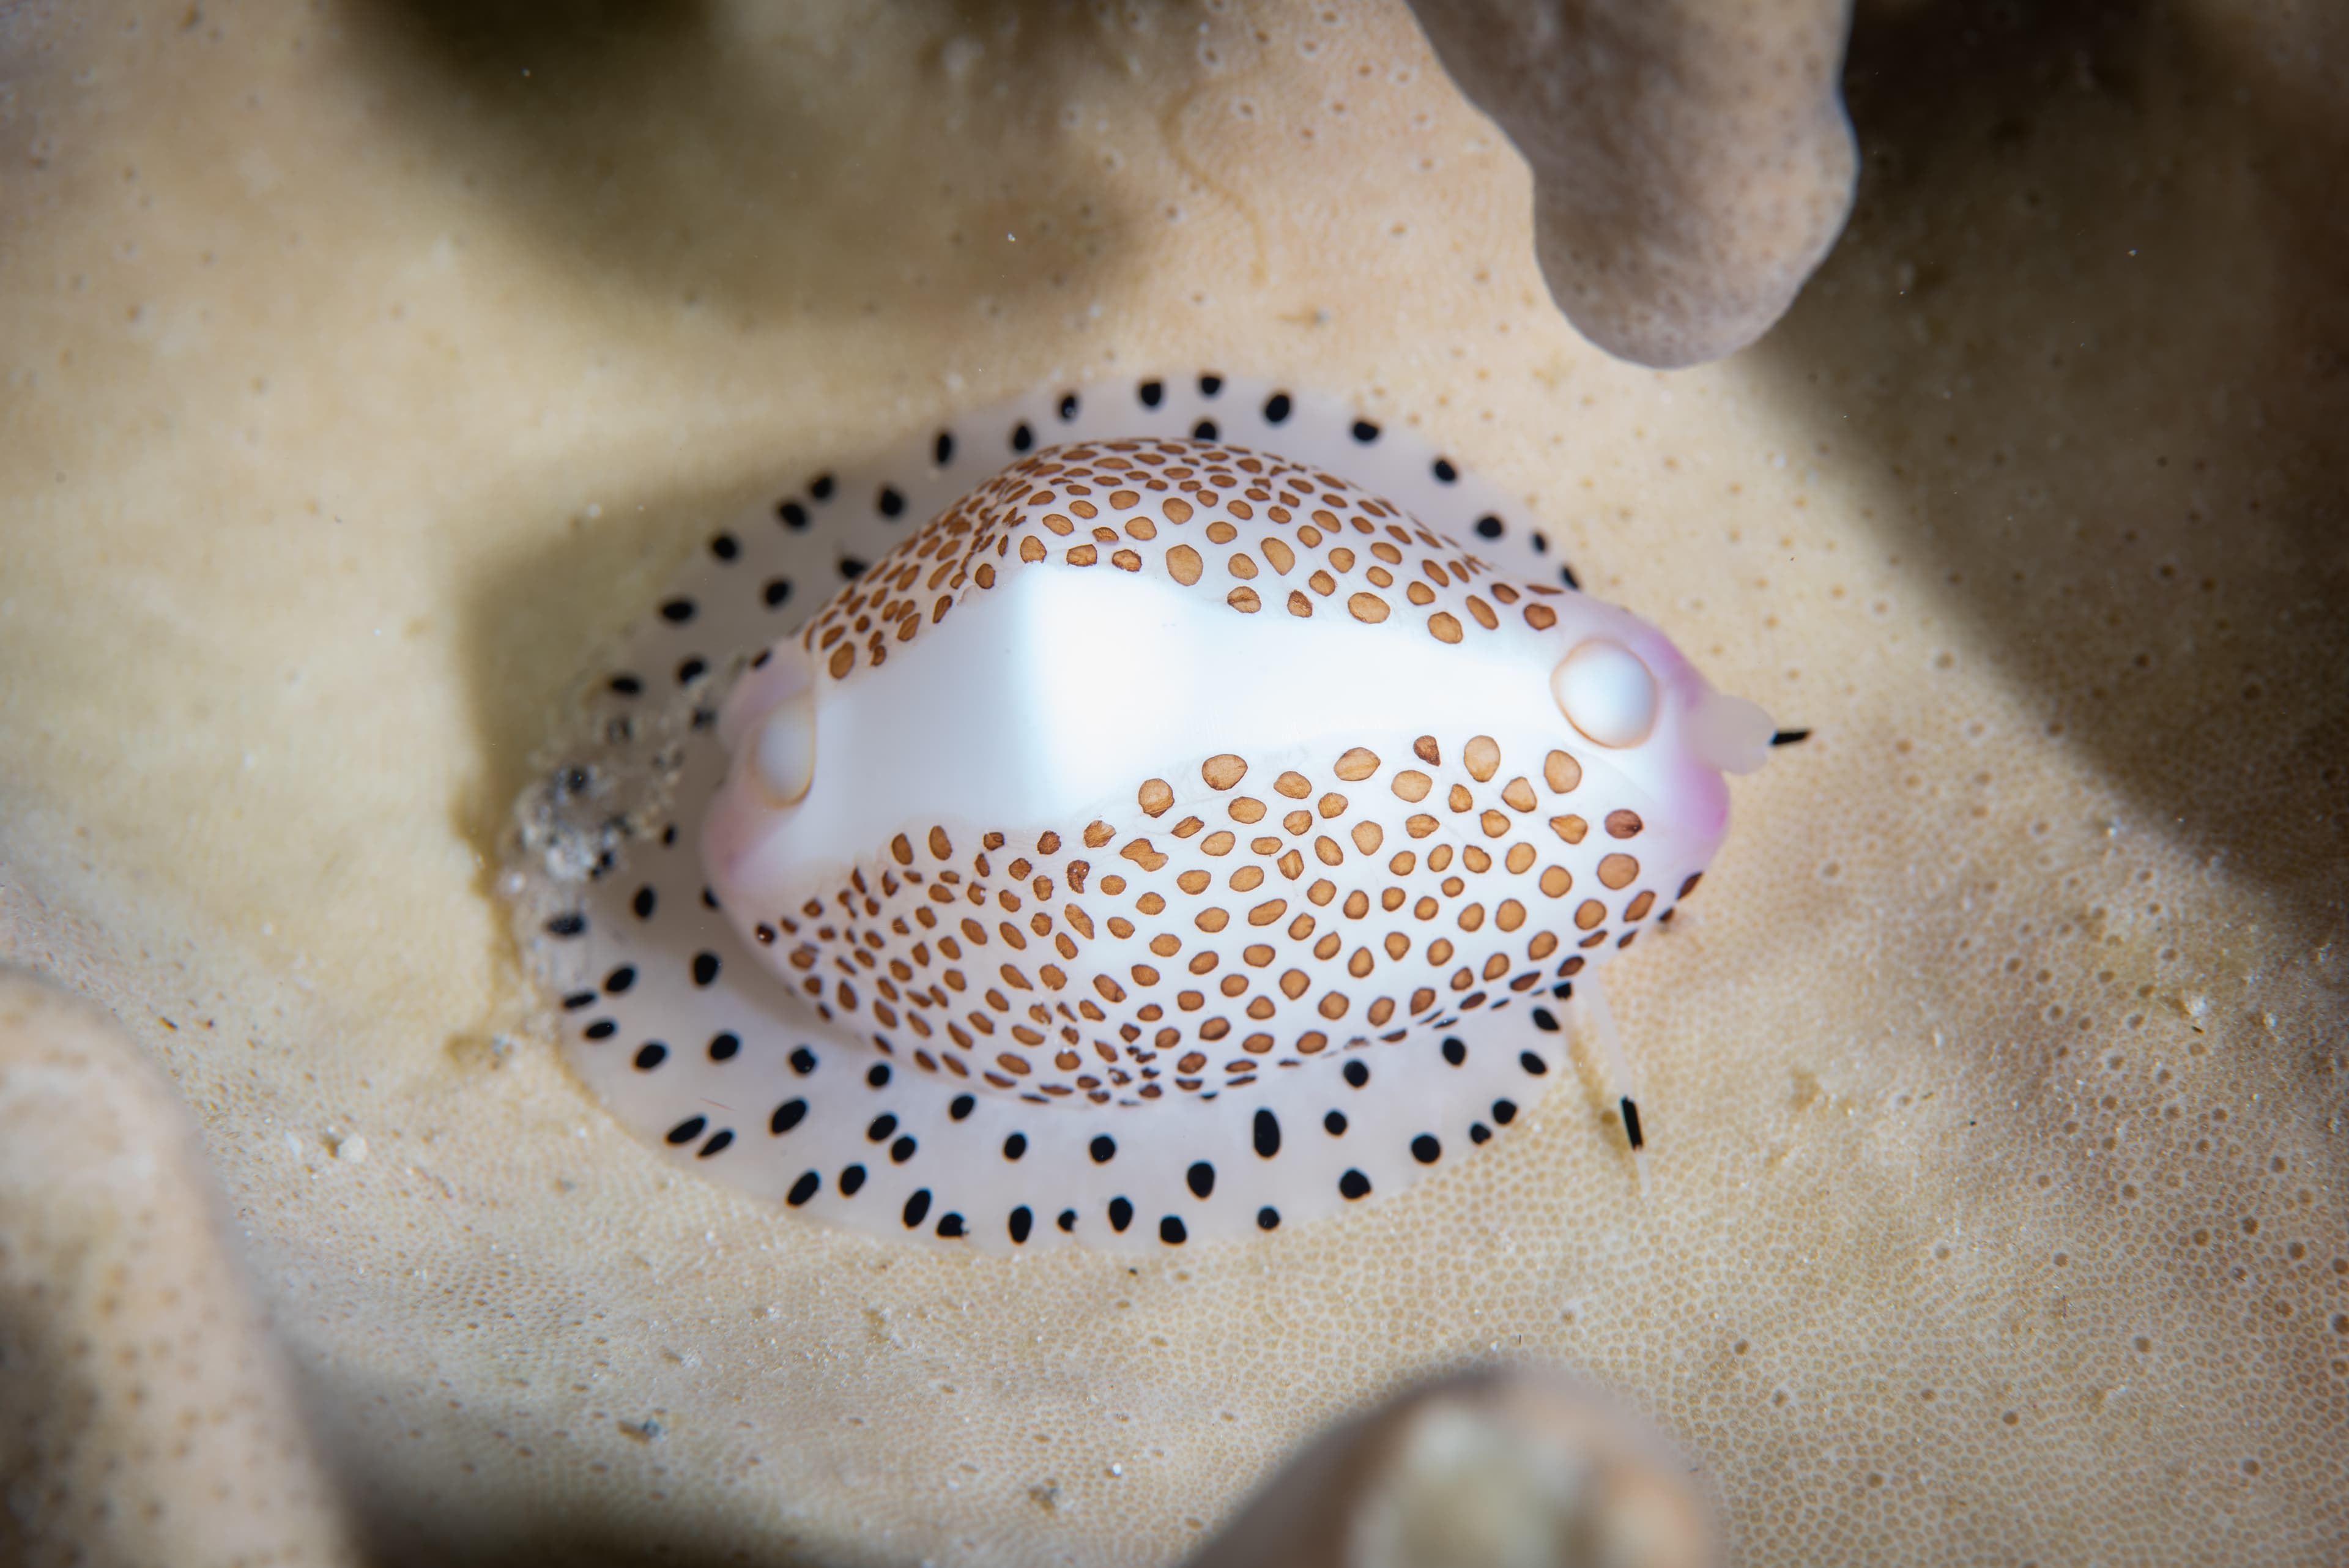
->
<box><xmin>346</xmin><ymin>1492</ymin><xmax>825</xmax><ymax>1568</ymax></box>
<box><xmin>443</xmin><ymin>464</ymin><xmax>762</xmax><ymax>870</ymax></box>
<box><xmin>0</xmin><ymin>1294</ymin><xmax>71</xmax><ymax>1567</ymax></box>
<box><xmin>1764</xmin><ymin>0</ymin><xmax>2348</xmax><ymax>925</ymax></box>
<box><xmin>349</xmin><ymin>0</ymin><xmax>1147</xmax><ymax>330</ymax></box>
<box><xmin>438</xmin><ymin>417</ymin><xmax>1001</xmax><ymax>1071</ymax></box>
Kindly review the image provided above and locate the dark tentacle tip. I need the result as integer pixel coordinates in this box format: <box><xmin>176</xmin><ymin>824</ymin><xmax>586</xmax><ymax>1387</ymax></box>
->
<box><xmin>1621</xmin><ymin>1096</ymin><xmax>1646</xmax><ymax>1151</ymax></box>
<box><xmin>1770</xmin><ymin>729</ymin><xmax>1812</xmax><ymax>746</ymax></box>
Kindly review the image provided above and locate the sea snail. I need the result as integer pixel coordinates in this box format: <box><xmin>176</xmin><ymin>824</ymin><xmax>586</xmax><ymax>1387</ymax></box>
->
<box><xmin>528</xmin><ymin>377</ymin><xmax>1777</xmax><ymax>1252</ymax></box>
<box><xmin>708</xmin><ymin>433</ymin><xmax>1772</xmax><ymax>1098</ymax></box>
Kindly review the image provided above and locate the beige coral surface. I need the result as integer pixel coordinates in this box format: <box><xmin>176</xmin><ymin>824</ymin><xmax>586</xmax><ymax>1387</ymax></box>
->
<box><xmin>2</xmin><ymin>2</ymin><xmax>2344</xmax><ymax>1564</ymax></box>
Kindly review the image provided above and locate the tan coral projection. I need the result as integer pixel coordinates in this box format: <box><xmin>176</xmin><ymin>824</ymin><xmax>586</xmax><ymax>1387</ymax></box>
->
<box><xmin>0</xmin><ymin>2</ymin><xmax>2343</xmax><ymax>1566</ymax></box>
<box><xmin>0</xmin><ymin>972</ymin><xmax>359</xmax><ymax>1568</ymax></box>
<box><xmin>1405</xmin><ymin>0</ymin><xmax>1858</xmax><ymax>367</ymax></box>
<box><xmin>1192</xmin><ymin>1370</ymin><xmax>1716</xmax><ymax>1568</ymax></box>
